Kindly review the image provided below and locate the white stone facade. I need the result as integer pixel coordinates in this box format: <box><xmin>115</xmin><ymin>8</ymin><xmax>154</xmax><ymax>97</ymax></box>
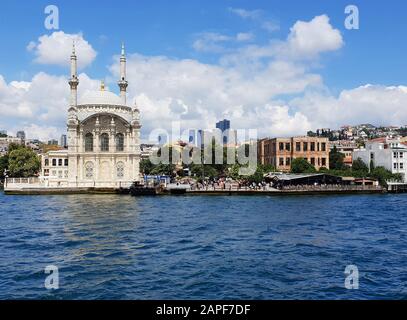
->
<box><xmin>353</xmin><ymin>137</ymin><xmax>407</xmax><ymax>182</ymax></box>
<box><xmin>46</xmin><ymin>43</ymin><xmax>141</xmax><ymax>189</ymax></box>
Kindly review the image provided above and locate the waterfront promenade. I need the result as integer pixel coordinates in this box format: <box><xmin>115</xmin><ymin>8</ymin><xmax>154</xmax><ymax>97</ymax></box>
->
<box><xmin>186</xmin><ymin>184</ymin><xmax>384</xmax><ymax>195</ymax></box>
<box><xmin>3</xmin><ymin>183</ymin><xmax>384</xmax><ymax>195</ymax></box>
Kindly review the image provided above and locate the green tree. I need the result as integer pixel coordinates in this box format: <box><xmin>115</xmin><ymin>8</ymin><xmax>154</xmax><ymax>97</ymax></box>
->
<box><xmin>0</xmin><ymin>154</ymin><xmax>9</xmax><ymax>180</ymax></box>
<box><xmin>291</xmin><ymin>158</ymin><xmax>316</xmax><ymax>174</ymax></box>
<box><xmin>150</xmin><ymin>163</ymin><xmax>176</xmax><ymax>177</ymax></box>
<box><xmin>370</xmin><ymin>166</ymin><xmax>402</xmax><ymax>186</ymax></box>
<box><xmin>140</xmin><ymin>159</ymin><xmax>154</xmax><ymax>175</ymax></box>
<box><xmin>329</xmin><ymin>146</ymin><xmax>346</xmax><ymax>170</ymax></box>
<box><xmin>352</xmin><ymin>157</ymin><xmax>369</xmax><ymax>173</ymax></box>
<box><xmin>8</xmin><ymin>147</ymin><xmax>41</xmax><ymax>177</ymax></box>
<box><xmin>259</xmin><ymin>164</ymin><xmax>276</xmax><ymax>174</ymax></box>
<box><xmin>246</xmin><ymin>166</ymin><xmax>265</xmax><ymax>184</ymax></box>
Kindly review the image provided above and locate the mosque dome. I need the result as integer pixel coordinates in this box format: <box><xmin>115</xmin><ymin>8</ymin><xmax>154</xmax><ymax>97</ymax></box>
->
<box><xmin>78</xmin><ymin>89</ymin><xmax>124</xmax><ymax>106</ymax></box>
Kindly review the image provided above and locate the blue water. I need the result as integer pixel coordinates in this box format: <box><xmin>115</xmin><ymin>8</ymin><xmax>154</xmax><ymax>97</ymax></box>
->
<box><xmin>1</xmin><ymin>192</ymin><xmax>407</xmax><ymax>299</ymax></box>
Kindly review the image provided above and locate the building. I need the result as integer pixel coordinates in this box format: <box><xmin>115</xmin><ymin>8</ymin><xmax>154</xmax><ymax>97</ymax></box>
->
<box><xmin>15</xmin><ymin>43</ymin><xmax>142</xmax><ymax>190</ymax></box>
<box><xmin>329</xmin><ymin>140</ymin><xmax>358</xmax><ymax>167</ymax></box>
<box><xmin>48</xmin><ymin>139</ymin><xmax>58</xmax><ymax>146</ymax></box>
<box><xmin>197</xmin><ymin>129</ymin><xmax>206</xmax><ymax>148</ymax></box>
<box><xmin>266</xmin><ymin>173</ymin><xmax>343</xmax><ymax>189</ymax></box>
<box><xmin>353</xmin><ymin>137</ymin><xmax>407</xmax><ymax>182</ymax></box>
<box><xmin>65</xmin><ymin>43</ymin><xmax>141</xmax><ymax>188</ymax></box>
<box><xmin>140</xmin><ymin>143</ymin><xmax>159</xmax><ymax>160</ymax></box>
<box><xmin>0</xmin><ymin>130</ymin><xmax>7</xmax><ymax>136</ymax></box>
<box><xmin>16</xmin><ymin>131</ymin><xmax>26</xmax><ymax>141</ymax></box>
<box><xmin>0</xmin><ymin>137</ymin><xmax>24</xmax><ymax>155</ymax></box>
<box><xmin>215</xmin><ymin>119</ymin><xmax>237</xmax><ymax>145</ymax></box>
<box><xmin>188</xmin><ymin>129</ymin><xmax>197</xmax><ymax>145</ymax></box>
<box><xmin>60</xmin><ymin>134</ymin><xmax>67</xmax><ymax>148</ymax></box>
<box><xmin>216</xmin><ymin>119</ymin><xmax>230</xmax><ymax>132</ymax></box>
<box><xmin>41</xmin><ymin>150</ymin><xmax>69</xmax><ymax>186</ymax></box>
<box><xmin>258</xmin><ymin>136</ymin><xmax>330</xmax><ymax>171</ymax></box>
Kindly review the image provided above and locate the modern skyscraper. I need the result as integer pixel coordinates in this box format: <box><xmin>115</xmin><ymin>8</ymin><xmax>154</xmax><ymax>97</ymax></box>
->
<box><xmin>216</xmin><ymin>119</ymin><xmax>230</xmax><ymax>132</ymax></box>
<box><xmin>16</xmin><ymin>131</ymin><xmax>26</xmax><ymax>141</ymax></box>
<box><xmin>60</xmin><ymin>134</ymin><xmax>67</xmax><ymax>148</ymax></box>
<box><xmin>188</xmin><ymin>129</ymin><xmax>196</xmax><ymax>145</ymax></box>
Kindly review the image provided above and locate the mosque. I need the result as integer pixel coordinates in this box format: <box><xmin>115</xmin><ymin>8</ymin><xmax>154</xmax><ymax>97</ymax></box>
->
<box><xmin>40</xmin><ymin>43</ymin><xmax>142</xmax><ymax>189</ymax></box>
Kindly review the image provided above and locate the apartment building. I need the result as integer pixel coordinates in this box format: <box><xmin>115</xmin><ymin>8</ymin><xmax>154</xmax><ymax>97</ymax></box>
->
<box><xmin>258</xmin><ymin>136</ymin><xmax>330</xmax><ymax>171</ymax></box>
<box><xmin>330</xmin><ymin>140</ymin><xmax>358</xmax><ymax>167</ymax></box>
<box><xmin>353</xmin><ymin>137</ymin><xmax>407</xmax><ymax>182</ymax></box>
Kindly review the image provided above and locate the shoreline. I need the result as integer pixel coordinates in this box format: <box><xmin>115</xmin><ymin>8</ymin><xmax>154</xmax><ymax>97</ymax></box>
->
<box><xmin>2</xmin><ymin>187</ymin><xmax>387</xmax><ymax>196</ymax></box>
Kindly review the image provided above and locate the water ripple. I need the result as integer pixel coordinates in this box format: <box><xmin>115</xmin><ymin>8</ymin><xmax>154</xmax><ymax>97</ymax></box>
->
<box><xmin>1</xmin><ymin>193</ymin><xmax>407</xmax><ymax>299</ymax></box>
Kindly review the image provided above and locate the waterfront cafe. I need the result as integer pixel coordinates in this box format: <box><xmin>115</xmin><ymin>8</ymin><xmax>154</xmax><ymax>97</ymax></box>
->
<box><xmin>265</xmin><ymin>173</ymin><xmax>344</xmax><ymax>189</ymax></box>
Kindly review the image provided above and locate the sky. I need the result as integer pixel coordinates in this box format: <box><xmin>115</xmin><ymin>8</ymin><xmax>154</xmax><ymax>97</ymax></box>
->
<box><xmin>1</xmin><ymin>0</ymin><xmax>407</xmax><ymax>141</ymax></box>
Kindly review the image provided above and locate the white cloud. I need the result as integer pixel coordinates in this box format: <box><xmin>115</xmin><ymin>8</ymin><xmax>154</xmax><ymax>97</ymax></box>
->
<box><xmin>27</xmin><ymin>31</ymin><xmax>97</xmax><ymax>68</ymax></box>
<box><xmin>0</xmin><ymin>72</ymin><xmax>100</xmax><ymax>140</ymax></box>
<box><xmin>21</xmin><ymin>124</ymin><xmax>61</xmax><ymax>142</ymax></box>
<box><xmin>192</xmin><ymin>32</ymin><xmax>232</xmax><ymax>53</ymax></box>
<box><xmin>193</xmin><ymin>32</ymin><xmax>254</xmax><ymax>53</ymax></box>
<box><xmin>236</xmin><ymin>32</ymin><xmax>254</xmax><ymax>42</ymax></box>
<box><xmin>285</xmin><ymin>15</ymin><xmax>344</xmax><ymax>58</ymax></box>
<box><xmin>229</xmin><ymin>7</ymin><xmax>279</xmax><ymax>34</ymax></box>
<box><xmin>107</xmin><ymin>52</ymin><xmax>322</xmax><ymax>139</ymax></box>
<box><xmin>261</xmin><ymin>21</ymin><xmax>280</xmax><ymax>33</ymax></box>
<box><xmin>290</xmin><ymin>85</ymin><xmax>407</xmax><ymax>129</ymax></box>
<box><xmin>221</xmin><ymin>15</ymin><xmax>344</xmax><ymax>66</ymax></box>
<box><xmin>4</xmin><ymin>14</ymin><xmax>404</xmax><ymax>143</ymax></box>
<box><xmin>228</xmin><ymin>8</ymin><xmax>262</xmax><ymax>20</ymax></box>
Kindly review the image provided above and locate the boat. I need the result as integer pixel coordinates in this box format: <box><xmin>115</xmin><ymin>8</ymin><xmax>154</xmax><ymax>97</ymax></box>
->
<box><xmin>165</xmin><ymin>183</ymin><xmax>190</xmax><ymax>195</ymax></box>
<box><xmin>129</xmin><ymin>181</ymin><xmax>158</xmax><ymax>196</ymax></box>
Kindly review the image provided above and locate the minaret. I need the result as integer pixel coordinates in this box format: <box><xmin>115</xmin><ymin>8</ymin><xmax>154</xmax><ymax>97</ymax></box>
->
<box><xmin>118</xmin><ymin>43</ymin><xmax>128</xmax><ymax>104</ymax></box>
<box><xmin>68</xmin><ymin>42</ymin><xmax>79</xmax><ymax>107</ymax></box>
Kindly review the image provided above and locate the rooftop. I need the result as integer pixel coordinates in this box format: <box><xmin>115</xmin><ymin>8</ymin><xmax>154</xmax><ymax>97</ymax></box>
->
<box><xmin>79</xmin><ymin>89</ymin><xmax>124</xmax><ymax>106</ymax></box>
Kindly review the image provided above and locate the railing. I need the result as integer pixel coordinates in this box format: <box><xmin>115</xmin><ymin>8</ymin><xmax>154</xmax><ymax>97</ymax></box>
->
<box><xmin>4</xmin><ymin>178</ymin><xmax>133</xmax><ymax>189</ymax></box>
<box><xmin>190</xmin><ymin>184</ymin><xmax>383</xmax><ymax>192</ymax></box>
<box><xmin>5</xmin><ymin>177</ymin><xmax>40</xmax><ymax>185</ymax></box>
<box><xmin>191</xmin><ymin>185</ymin><xmax>273</xmax><ymax>191</ymax></box>
<box><xmin>280</xmin><ymin>184</ymin><xmax>383</xmax><ymax>191</ymax></box>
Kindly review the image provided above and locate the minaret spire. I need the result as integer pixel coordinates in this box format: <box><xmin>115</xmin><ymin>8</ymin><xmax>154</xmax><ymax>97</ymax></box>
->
<box><xmin>118</xmin><ymin>42</ymin><xmax>128</xmax><ymax>104</ymax></box>
<box><xmin>69</xmin><ymin>41</ymin><xmax>79</xmax><ymax>107</ymax></box>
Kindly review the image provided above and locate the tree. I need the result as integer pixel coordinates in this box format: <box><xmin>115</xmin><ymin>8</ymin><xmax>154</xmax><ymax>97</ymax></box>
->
<box><xmin>7</xmin><ymin>147</ymin><xmax>41</xmax><ymax>177</ymax></box>
<box><xmin>291</xmin><ymin>158</ymin><xmax>316</xmax><ymax>174</ymax></box>
<box><xmin>329</xmin><ymin>146</ymin><xmax>346</xmax><ymax>170</ymax></box>
<box><xmin>190</xmin><ymin>163</ymin><xmax>218</xmax><ymax>180</ymax></box>
<box><xmin>0</xmin><ymin>154</ymin><xmax>9</xmax><ymax>180</ymax></box>
<box><xmin>352</xmin><ymin>157</ymin><xmax>369</xmax><ymax>173</ymax></box>
<box><xmin>246</xmin><ymin>166</ymin><xmax>265</xmax><ymax>184</ymax></box>
<box><xmin>370</xmin><ymin>166</ymin><xmax>402</xmax><ymax>186</ymax></box>
<box><xmin>260</xmin><ymin>164</ymin><xmax>276</xmax><ymax>174</ymax></box>
<box><xmin>140</xmin><ymin>159</ymin><xmax>154</xmax><ymax>175</ymax></box>
<box><xmin>150</xmin><ymin>163</ymin><xmax>176</xmax><ymax>177</ymax></box>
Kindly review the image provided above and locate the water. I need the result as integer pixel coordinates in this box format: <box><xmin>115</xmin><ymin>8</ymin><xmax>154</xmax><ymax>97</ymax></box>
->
<box><xmin>1</xmin><ymin>192</ymin><xmax>407</xmax><ymax>300</ymax></box>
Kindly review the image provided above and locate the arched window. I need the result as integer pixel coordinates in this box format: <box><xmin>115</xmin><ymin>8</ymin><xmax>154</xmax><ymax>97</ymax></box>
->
<box><xmin>100</xmin><ymin>133</ymin><xmax>109</xmax><ymax>151</ymax></box>
<box><xmin>85</xmin><ymin>133</ymin><xmax>93</xmax><ymax>152</ymax></box>
<box><xmin>116</xmin><ymin>133</ymin><xmax>124</xmax><ymax>152</ymax></box>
